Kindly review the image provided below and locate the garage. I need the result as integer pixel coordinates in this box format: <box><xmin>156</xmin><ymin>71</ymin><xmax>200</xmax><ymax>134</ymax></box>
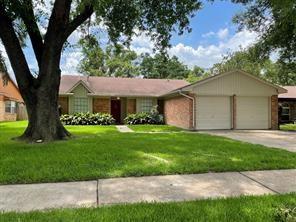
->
<box><xmin>236</xmin><ymin>96</ymin><xmax>269</xmax><ymax>129</ymax></box>
<box><xmin>164</xmin><ymin>70</ymin><xmax>287</xmax><ymax>130</ymax></box>
<box><xmin>196</xmin><ymin>96</ymin><xmax>231</xmax><ymax>130</ymax></box>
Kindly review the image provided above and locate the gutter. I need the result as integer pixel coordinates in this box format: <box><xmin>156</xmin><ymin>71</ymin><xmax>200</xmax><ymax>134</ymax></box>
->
<box><xmin>178</xmin><ymin>90</ymin><xmax>195</xmax><ymax>129</ymax></box>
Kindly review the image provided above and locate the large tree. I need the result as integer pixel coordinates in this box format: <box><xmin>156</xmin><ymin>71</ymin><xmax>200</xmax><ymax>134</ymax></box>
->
<box><xmin>78</xmin><ymin>36</ymin><xmax>139</xmax><ymax>77</ymax></box>
<box><xmin>230</xmin><ymin>0</ymin><xmax>296</xmax><ymax>63</ymax></box>
<box><xmin>139</xmin><ymin>53</ymin><xmax>190</xmax><ymax>79</ymax></box>
<box><xmin>0</xmin><ymin>0</ymin><xmax>201</xmax><ymax>142</ymax></box>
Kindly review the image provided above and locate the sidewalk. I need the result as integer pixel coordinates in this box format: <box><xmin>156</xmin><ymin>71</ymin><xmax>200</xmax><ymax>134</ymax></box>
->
<box><xmin>0</xmin><ymin>169</ymin><xmax>295</xmax><ymax>212</ymax></box>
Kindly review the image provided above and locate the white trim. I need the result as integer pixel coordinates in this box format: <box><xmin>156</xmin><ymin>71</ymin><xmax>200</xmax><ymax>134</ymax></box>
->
<box><xmin>66</xmin><ymin>80</ymin><xmax>94</xmax><ymax>94</ymax></box>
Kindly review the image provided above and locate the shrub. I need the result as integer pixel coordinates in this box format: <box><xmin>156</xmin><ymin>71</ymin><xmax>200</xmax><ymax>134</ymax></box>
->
<box><xmin>60</xmin><ymin>112</ymin><xmax>115</xmax><ymax>125</ymax></box>
<box><xmin>124</xmin><ymin>106</ymin><xmax>164</xmax><ymax>125</ymax></box>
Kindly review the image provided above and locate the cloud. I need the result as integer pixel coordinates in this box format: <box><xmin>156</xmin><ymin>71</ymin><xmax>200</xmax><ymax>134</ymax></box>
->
<box><xmin>217</xmin><ymin>28</ymin><xmax>229</xmax><ymax>39</ymax></box>
<box><xmin>170</xmin><ymin>29</ymin><xmax>258</xmax><ymax>68</ymax></box>
<box><xmin>129</xmin><ymin>29</ymin><xmax>258</xmax><ymax>68</ymax></box>
<box><xmin>61</xmin><ymin>50</ymin><xmax>83</xmax><ymax>74</ymax></box>
<box><xmin>202</xmin><ymin>31</ymin><xmax>215</xmax><ymax>38</ymax></box>
<box><xmin>130</xmin><ymin>33</ymin><xmax>155</xmax><ymax>55</ymax></box>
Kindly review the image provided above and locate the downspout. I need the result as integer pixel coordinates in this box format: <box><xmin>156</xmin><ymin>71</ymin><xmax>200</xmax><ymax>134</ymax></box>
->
<box><xmin>178</xmin><ymin>90</ymin><xmax>195</xmax><ymax>129</ymax></box>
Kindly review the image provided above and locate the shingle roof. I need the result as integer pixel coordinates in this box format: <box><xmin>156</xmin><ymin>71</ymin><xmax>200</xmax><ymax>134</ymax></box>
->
<box><xmin>59</xmin><ymin>75</ymin><xmax>189</xmax><ymax>97</ymax></box>
<box><xmin>278</xmin><ymin>86</ymin><xmax>296</xmax><ymax>99</ymax></box>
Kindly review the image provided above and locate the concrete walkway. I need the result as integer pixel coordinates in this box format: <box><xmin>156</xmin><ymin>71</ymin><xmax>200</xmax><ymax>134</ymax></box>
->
<box><xmin>0</xmin><ymin>169</ymin><xmax>295</xmax><ymax>212</ymax></box>
<box><xmin>200</xmin><ymin>130</ymin><xmax>296</xmax><ymax>152</ymax></box>
<box><xmin>116</xmin><ymin>125</ymin><xmax>134</xmax><ymax>133</ymax></box>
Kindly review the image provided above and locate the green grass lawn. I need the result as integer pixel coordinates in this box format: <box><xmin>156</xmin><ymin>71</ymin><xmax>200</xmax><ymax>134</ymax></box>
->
<box><xmin>0</xmin><ymin>121</ymin><xmax>296</xmax><ymax>184</ymax></box>
<box><xmin>280</xmin><ymin>124</ymin><xmax>296</xmax><ymax>131</ymax></box>
<box><xmin>1</xmin><ymin>194</ymin><xmax>295</xmax><ymax>222</ymax></box>
<box><xmin>128</xmin><ymin>124</ymin><xmax>183</xmax><ymax>132</ymax></box>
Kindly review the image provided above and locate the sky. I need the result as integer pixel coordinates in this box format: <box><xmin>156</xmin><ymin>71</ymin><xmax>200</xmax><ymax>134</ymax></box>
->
<box><xmin>1</xmin><ymin>0</ymin><xmax>259</xmax><ymax>78</ymax></box>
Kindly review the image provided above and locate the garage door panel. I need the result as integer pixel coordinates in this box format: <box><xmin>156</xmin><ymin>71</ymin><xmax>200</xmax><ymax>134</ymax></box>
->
<box><xmin>196</xmin><ymin>96</ymin><xmax>231</xmax><ymax>130</ymax></box>
<box><xmin>236</xmin><ymin>97</ymin><xmax>269</xmax><ymax>129</ymax></box>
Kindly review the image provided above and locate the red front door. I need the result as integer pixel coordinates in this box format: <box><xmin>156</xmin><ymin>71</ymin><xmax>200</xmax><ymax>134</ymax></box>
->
<box><xmin>111</xmin><ymin>99</ymin><xmax>121</xmax><ymax>124</ymax></box>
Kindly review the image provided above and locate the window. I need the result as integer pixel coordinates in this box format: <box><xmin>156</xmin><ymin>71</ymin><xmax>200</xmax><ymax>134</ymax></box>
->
<box><xmin>5</xmin><ymin>101</ymin><xmax>17</xmax><ymax>114</ymax></box>
<box><xmin>282</xmin><ymin>104</ymin><xmax>290</xmax><ymax>115</ymax></box>
<box><xmin>73</xmin><ymin>97</ymin><xmax>88</xmax><ymax>113</ymax></box>
<box><xmin>281</xmin><ymin>103</ymin><xmax>290</xmax><ymax>121</ymax></box>
<box><xmin>139</xmin><ymin>98</ymin><xmax>153</xmax><ymax>113</ymax></box>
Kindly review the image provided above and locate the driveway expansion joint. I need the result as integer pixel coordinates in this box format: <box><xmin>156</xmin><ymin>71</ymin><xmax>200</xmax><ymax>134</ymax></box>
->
<box><xmin>238</xmin><ymin>172</ymin><xmax>279</xmax><ymax>194</ymax></box>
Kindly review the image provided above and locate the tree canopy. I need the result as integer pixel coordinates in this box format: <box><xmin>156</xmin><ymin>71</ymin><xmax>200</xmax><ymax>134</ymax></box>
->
<box><xmin>139</xmin><ymin>53</ymin><xmax>190</xmax><ymax>79</ymax></box>
<box><xmin>78</xmin><ymin>36</ymin><xmax>139</xmax><ymax>77</ymax></box>
<box><xmin>230</xmin><ymin>0</ymin><xmax>296</xmax><ymax>62</ymax></box>
<box><xmin>78</xmin><ymin>43</ymin><xmax>208</xmax><ymax>82</ymax></box>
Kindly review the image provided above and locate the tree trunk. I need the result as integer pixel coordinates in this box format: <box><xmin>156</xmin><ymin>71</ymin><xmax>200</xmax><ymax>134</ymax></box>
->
<box><xmin>19</xmin><ymin>96</ymin><xmax>70</xmax><ymax>143</ymax></box>
<box><xmin>18</xmin><ymin>72</ymin><xmax>71</xmax><ymax>143</ymax></box>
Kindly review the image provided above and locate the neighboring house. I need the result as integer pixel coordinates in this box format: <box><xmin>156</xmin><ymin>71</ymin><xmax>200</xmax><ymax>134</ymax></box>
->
<box><xmin>0</xmin><ymin>73</ymin><xmax>27</xmax><ymax>121</ymax></box>
<box><xmin>59</xmin><ymin>70</ymin><xmax>287</xmax><ymax>130</ymax></box>
<box><xmin>278</xmin><ymin>86</ymin><xmax>296</xmax><ymax>123</ymax></box>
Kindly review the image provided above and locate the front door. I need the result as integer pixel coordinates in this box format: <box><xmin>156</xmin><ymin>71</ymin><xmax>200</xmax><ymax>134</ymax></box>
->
<box><xmin>111</xmin><ymin>99</ymin><xmax>121</xmax><ymax>124</ymax></box>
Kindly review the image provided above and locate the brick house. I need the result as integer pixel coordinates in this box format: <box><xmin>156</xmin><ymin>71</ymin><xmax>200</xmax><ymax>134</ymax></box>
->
<box><xmin>0</xmin><ymin>73</ymin><xmax>27</xmax><ymax>121</ymax></box>
<box><xmin>278</xmin><ymin>86</ymin><xmax>296</xmax><ymax>123</ymax></box>
<box><xmin>59</xmin><ymin>70</ymin><xmax>287</xmax><ymax>129</ymax></box>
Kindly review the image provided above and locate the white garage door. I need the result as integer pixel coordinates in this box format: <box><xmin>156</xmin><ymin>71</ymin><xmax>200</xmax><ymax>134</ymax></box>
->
<box><xmin>196</xmin><ymin>96</ymin><xmax>231</xmax><ymax>130</ymax></box>
<box><xmin>236</xmin><ymin>96</ymin><xmax>269</xmax><ymax>129</ymax></box>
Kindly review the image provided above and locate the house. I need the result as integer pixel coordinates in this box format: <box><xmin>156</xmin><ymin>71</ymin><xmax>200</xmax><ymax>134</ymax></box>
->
<box><xmin>0</xmin><ymin>73</ymin><xmax>27</xmax><ymax>121</ymax></box>
<box><xmin>278</xmin><ymin>86</ymin><xmax>296</xmax><ymax>123</ymax></box>
<box><xmin>59</xmin><ymin>70</ymin><xmax>287</xmax><ymax>130</ymax></box>
<box><xmin>59</xmin><ymin>75</ymin><xmax>188</xmax><ymax>123</ymax></box>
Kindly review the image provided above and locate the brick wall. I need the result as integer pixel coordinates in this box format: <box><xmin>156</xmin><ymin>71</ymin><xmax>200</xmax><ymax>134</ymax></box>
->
<box><xmin>271</xmin><ymin>95</ymin><xmax>278</xmax><ymax>130</ymax></box>
<box><xmin>93</xmin><ymin>98</ymin><xmax>110</xmax><ymax>113</ymax></box>
<box><xmin>58</xmin><ymin>97</ymin><xmax>69</xmax><ymax>114</ymax></box>
<box><xmin>164</xmin><ymin>95</ymin><xmax>194</xmax><ymax>129</ymax></box>
<box><xmin>4</xmin><ymin>113</ymin><xmax>17</xmax><ymax>121</ymax></box>
<box><xmin>127</xmin><ymin>99</ymin><xmax>136</xmax><ymax>114</ymax></box>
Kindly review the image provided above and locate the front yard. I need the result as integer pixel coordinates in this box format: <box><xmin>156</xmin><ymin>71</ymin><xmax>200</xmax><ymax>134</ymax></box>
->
<box><xmin>0</xmin><ymin>121</ymin><xmax>296</xmax><ymax>184</ymax></box>
<box><xmin>1</xmin><ymin>193</ymin><xmax>295</xmax><ymax>221</ymax></box>
<box><xmin>128</xmin><ymin>124</ymin><xmax>183</xmax><ymax>132</ymax></box>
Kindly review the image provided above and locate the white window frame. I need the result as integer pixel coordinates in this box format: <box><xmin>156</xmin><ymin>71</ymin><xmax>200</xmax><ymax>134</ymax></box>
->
<box><xmin>5</xmin><ymin>101</ymin><xmax>17</xmax><ymax>114</ymax></box>
<box><xmin>73</xmin><ymin>97</ymin><xmax>88</xmax><ymax>113</ymax></box>
<box><xmin>139</xmin><ymin>98</ymin><xmax>153</xmax><ymax>113</ymax></box>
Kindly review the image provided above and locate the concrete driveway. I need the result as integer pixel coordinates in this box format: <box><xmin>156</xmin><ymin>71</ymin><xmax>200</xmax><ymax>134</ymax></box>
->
<box><xmin>201</xmin><ymin>130</ymin><xmax>296</xmax><ymax>152</ymax></box>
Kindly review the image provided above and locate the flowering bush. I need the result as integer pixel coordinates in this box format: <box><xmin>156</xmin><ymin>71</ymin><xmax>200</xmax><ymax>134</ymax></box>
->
<box><xmin>124</xmin><ymin>106</ymin><xmax>164</xmax><ymax>125</ymax></box>
<box><xmin>60</xmin><ymin>112</ymin><xmax>115</xmax><ymax>125</ymax></box>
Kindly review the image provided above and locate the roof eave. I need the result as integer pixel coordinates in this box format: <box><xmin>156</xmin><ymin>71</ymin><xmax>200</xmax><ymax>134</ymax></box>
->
<box><xmin>87</xmin><ymin>93</ymin><xmax>160</xmax><ymax>97</ymax></box>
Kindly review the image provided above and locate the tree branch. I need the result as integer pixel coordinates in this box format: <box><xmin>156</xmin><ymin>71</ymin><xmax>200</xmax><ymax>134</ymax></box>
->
<box><xmin>64</xmin><ymin>5</ymin><xmax>94</xmax><ymax>39</ymax></box>
<box><xmin>36</xmin><ymin>0</ymin><xmax>72</xmax><ymax>82</ymax></box>
<box><xmin>0</xmin><ymin>4</ymin><xmax>34</xmax><ymax>89</ymax></box>
<box><xmin>44</xmin><ymin>0</ymin><xmax>72</xmax><ymax>45</ymax></box>
<box><xmin>15</xmin><ymin>0</ymin><xmax>44</xmax><ymax>67</ymax></box>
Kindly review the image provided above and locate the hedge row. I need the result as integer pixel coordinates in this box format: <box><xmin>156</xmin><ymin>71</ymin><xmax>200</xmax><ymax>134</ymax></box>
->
<box><xmin>60</xmin><ymin>112</ymin><xmax>115</xmax><ymax>125</ymax></box>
